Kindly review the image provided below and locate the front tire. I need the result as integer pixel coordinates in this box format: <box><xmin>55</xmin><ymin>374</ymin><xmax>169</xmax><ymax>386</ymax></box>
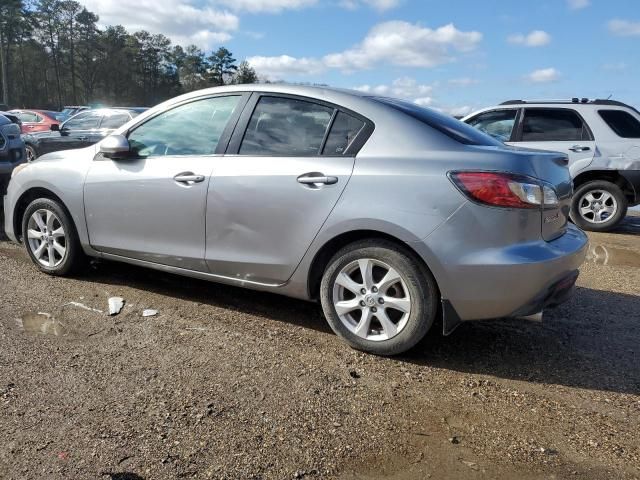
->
<box><xmin>21</xmin><ymin>198</ymin><xmax>84</xmax><ymax>275</ymax></box>
<box><xmin>570</xmin><ymin>180</ymin><xmax>627</xmax><ymax>232</ymax></box>
<box><xmin>320</xmin><ymin>240</ymin><xmax>438</xmax><ymax>356</ymax></box>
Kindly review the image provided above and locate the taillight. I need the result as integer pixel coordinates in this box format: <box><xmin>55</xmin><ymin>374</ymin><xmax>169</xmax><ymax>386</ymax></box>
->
<box><xmin>449</xmin><ymin>171</ymin><xmax>558</xmax><ymax>209</ymax></box>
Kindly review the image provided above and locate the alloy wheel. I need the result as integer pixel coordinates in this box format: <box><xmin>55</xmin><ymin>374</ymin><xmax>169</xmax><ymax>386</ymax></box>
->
<box><xmin>26</xmin><ymin>209</ymin><xmax>67</xmax><ymax>268</ymax></box>
<box><xmin>578</xmin><ymin>189</ymin><xmax>617</xmax><ymax>224</ymax></box>
<box><xmin>332</xmin><ymin>258</ymin><xmax>411</xmax><ymax>341</ymax></box>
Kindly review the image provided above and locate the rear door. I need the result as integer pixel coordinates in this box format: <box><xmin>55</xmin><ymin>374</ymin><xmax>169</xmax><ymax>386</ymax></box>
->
<box><xmin>509</xmin><ymin>108</ymin><xmax>596</xmax><ymax>174</ymax></box>
<box><xmin>204</xmin><ymin>94</ymin><xmax>371</xmax><ymax>285</ymax></box>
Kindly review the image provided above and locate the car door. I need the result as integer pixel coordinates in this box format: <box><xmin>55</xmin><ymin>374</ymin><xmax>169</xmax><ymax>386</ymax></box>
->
<box><xmin>509</xmin><ymin>108</ymin><xmax>596</xmax><ymax>173</ymax></box>
<box><xmin>84</xmin><ymin>94</ymin><xmax>247</xmax><ymax>271</ymax></box>
<box><xmin>204</xmin><ymin>93</ymin><xmax>370</xmax><ymax>285</ymax></box>
<box><xmin>38</xmin><ymin>111</ymin><xmax>103</xmax><ymax>155</ymax></box>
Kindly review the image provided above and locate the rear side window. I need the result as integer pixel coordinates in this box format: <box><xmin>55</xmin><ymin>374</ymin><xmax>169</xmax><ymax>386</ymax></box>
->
<box><xmin>240</xmin><ymin>96</ymin><xmax>334</xmax><ymax>155</ymax></box>
<box><xmin>466</xmin><ymin>109</ymin><xmax>517</xmax><ymax>142</ymax></box>
<box><xmin>322</xmin><ymin>112</ymin><xmax>365</xmax><ymax>155</ymax></box>
<box><xmin>372</xmin><ymin>97</ymin><xmax>501</xmax><ymax>146</ymax></box>
<box><xmin>598</xmin><ymin>110</ymin><xmax>640</xmax><ymax>138</ymax></box>
<box><xmin>100</xmin><ymin>111</ymin><xmax>132</xmax><ymax>129</ymax></box>
<box><xmin>63</xmin><ymin>112</ymin><xmax>102</xmax><ymax>130</ymax></box>
<box><xmin>521</xmin><ymin>109</ymin><xmax>589</xmax><ymax>142</ymax></box>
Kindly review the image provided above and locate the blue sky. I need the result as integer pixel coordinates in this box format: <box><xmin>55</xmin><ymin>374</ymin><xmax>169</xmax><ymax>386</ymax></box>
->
<box><xmin>82</xmin><ymin>0</ymin><xmax>640</xmax><ymax>115</ymax></box>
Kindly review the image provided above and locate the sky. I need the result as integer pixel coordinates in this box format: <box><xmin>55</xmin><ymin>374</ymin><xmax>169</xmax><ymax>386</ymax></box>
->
<box><xmin>80</xmin><ymin>0</ymin><xmax>640</xmax><ymax>115</ymax></box>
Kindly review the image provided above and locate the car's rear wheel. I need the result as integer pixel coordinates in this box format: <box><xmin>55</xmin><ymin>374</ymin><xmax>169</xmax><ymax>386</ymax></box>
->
<box><xmin>570</xmin><ymin>180</ymin><xmax>627</xmax><ymax>232</ymax></box>
<box><xmin>320</xmin><ymin>240</ymin><xmax>438</xmax><ymax>356</ymax></box>
<box><xmin>25</xmin><ymin>145</ymin><xmax>37</xmax><ymax>163</ymax></box>
<box><xmin>21</xmin><ymin>198</ymin><xmax>84</xmax><ymax>275</ymax></box>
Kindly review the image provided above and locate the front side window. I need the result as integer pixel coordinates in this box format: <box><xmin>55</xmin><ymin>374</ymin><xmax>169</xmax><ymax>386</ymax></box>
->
<box><xmin>598</xmin><ymin>109</ymin><xmax>640</xmax><ymax>138</ymax></box>
<box><xmin>100</xmin><ymin>111</ymin><xmax>132</xmax><ymax>129</ymax></box>
<box><xmin>521</xmin><ymin>109</ymin><xmax>588</xmax><ymax>142</ymax></box>
<box><xmin>64</xmin><ymin>112</ymin><xmax>102</xmax><ymax>130</ymax></box>
<box><xmin>128</xmin><ymin>96</ymin><xmax>241</xmax><ymax>157</ymax></box>
<box><xmin>466</xmin><ymin>109</ymin><xmax>517</xmax><ymax>142</ymax></box>
<box><xmin>240</xmin><ymin>96</ymin><xmax>334</xmax><ymax>155</ymax></box>
<box><xmin>322</xmin><ymin>112</ymin><xmax>365</xmax><ymax>155</ymax></box>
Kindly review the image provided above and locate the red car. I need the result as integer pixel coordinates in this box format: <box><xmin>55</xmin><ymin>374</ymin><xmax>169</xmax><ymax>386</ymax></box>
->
<box><xmin>9</xmin><ymin>109</ymin><xmax>61</xmax><ymax>134</ymax></box>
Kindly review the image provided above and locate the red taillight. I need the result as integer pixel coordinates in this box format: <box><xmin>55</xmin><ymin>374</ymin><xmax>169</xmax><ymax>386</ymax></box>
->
<box><xmin>449</xmin><ymin>171</ymin><xmax>544</xmax><ymax>209</ymax></box>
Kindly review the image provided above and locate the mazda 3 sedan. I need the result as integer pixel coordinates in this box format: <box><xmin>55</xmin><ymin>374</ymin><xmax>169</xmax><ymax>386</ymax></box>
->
<box><xmin>4</xmin><ymin>85</ymin><xmax>588</xmax><ymax>355</ymax></box>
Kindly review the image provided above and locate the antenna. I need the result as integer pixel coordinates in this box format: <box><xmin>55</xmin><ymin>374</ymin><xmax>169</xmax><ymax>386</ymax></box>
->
<box><xmin>607</xmin><ymin>94</ymin><xmax>612</xmax><ymax>100</ymax></box>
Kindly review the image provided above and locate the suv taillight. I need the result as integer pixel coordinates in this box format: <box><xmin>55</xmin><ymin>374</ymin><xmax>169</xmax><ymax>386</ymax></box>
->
<box><xmin>449</xmin><ymin>171</ymin><xmax>558</xmax><ymax>209</ymax></box>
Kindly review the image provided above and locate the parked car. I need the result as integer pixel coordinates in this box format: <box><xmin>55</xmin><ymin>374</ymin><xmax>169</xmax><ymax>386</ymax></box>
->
<box><xmin>57</xmin><ymin>105</ymin><xmax>90</xmax><ymax>121</ymax></box>
<box><xmin>23</xmin><ymin>107</ymin><xmax>146</xmax><ymax>162</ymax></box>
<box><xmin>463</xmin><ymin>99</ymin><xmax>640</xmax><ymax>232</ymax></box>
<box><xmin>0</xmin><ymin>113</ymin><xmax>26</xmax><ymax>195</ymax></box>
<box><xmin>9</xmin><ymin>109</ymin><xmax>61</xmax><ymax>134</ymax></box>
<box><xmin>4</xmin><ymin>85</ymin><xmax>587</xmax><ymax>355</ymax></box>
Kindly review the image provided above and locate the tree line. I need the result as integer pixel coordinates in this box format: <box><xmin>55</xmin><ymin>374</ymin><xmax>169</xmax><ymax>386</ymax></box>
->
<box><xmin>0</xmin><ymin>0</ymin><xmax>259</xmax><ymax>110</ymax></box>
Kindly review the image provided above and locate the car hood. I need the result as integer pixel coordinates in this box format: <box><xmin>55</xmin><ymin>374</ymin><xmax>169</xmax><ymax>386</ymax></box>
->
<box><xmin>34</xmin><ymin>144</ymin><xmax>99</xmax><ymax>165</ymax></box>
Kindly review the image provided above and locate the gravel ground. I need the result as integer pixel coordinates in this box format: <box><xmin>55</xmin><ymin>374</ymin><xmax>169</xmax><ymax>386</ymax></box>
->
<box><xmin>0</xmin><ymin>215</ymin><xmax>639</xmax><ymax>480</ymax></box>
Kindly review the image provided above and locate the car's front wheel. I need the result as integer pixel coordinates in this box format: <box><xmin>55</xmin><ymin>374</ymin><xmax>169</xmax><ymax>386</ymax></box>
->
<box><xmin>21</xmin><ymin>198</ymin><xmax>84</xmax><ymax>275</ymax></box>
<box><xmin>570</xmin><ymin>180</ymin><xmax>628</xmax><ymax>232</ymax></box>
<box><xmin>320</xmin><ymin>240</ymin><xmax>438</xmax><ymax>356</ymax></box>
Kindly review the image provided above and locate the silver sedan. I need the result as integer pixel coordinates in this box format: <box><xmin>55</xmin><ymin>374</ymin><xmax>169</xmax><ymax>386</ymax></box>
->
<box><xmin>4</xmin><ymin>85</ymin><xmax>587</xmax><ymax>355</ymax></box>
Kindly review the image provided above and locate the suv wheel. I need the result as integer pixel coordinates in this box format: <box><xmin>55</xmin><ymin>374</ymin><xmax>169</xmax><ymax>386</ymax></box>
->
<box><xmin>320</xmin><ymin>240</ymin><xmax>438</xmax><ymax>356</ymax></box>
<box><xmin>570</xmin><ymin>180</ymin><xmax>628</xmax><ymax>232</ymax></box>
<box><xmin>22</xmin><ymin>198</ymin><xmax>84</xmax><ymax>275</ymax></box>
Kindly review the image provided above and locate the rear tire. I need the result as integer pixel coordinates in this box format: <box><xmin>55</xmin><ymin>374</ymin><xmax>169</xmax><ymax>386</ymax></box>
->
<box><xmin>320</xmin><ymin>239</ymin><xmax>438</xmax><ymax>356</ymax></box>
<box><xmin>25</xmin><ymin>145</ymin><xmax>37</xmax><ymax>163</ymax></box>
<box><xmin>21</xmin><ymin>198</ymin><xmax>85</xmax><ymax>275</ymax></box>
<box><xmin>570</xmin><ymin>180</ymin><xmax>627</xmax><ymax>232</ymax></box>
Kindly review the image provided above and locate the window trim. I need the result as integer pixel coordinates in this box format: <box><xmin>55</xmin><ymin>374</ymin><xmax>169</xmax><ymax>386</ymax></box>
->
<box><xmin>225</xmin><ymin>92</ymin><xmax>374</xmax><ymax>157</ymax></box>
<box><xmin>465</xmin><ymin>108</ymin><xmax>520</xmax><ymax>143</ymax></box>
<box><xmin>513</xmin><ymin>107</ymin><xmax>594</xmax><ymax>142</ymax></box>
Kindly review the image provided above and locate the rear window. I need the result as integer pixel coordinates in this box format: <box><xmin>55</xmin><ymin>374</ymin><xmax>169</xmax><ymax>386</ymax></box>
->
<box><xmin>598</xmin><ymin>109</ymin><xmax>640</xmax><ymax>138</ymax></box>
<box><xmin>372</xmin><ymin>97</ymin><xmax>501</xmax><ymax>146</ymax></box>
<box><xmin>521</xmin><ymin>108</ymin><xmax>589</xmax><ymax>142</ymax></box>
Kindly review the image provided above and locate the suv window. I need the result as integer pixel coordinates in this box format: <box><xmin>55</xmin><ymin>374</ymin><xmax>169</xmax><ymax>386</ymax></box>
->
<box><xmin>598</xmin><ymin>109</ymin><xmax>640</xmax><ymax>138</ymax></box>
<box><xmin>521</xmin><ymin>109</ymin><xmax>588</xmax><ymax>142</ymax></box>
<box><xmin>322</xmin><ymin>111</ymin><xmax>365</xmax><ymax>155</ymax></box>
<box><xmin>466</xmin><ymin>109</ymin><xmax>517</xmax><ymax>142</ymax></box>
<box><xmin>373</xmin><ymin>97</ymin><xmax>501</xmax><ymax>146</ymax></box>
<box><xmin>240</xmin><ymin>96</ymin><xmax>334</xmax><ymax>155</ymax></box>
<box><xmin>100</xmin><ymin>111</ymin><xmax>132</xmax><ymax>129</ymax></box>
<box><xmin>64</xmin><ymin>111</ymin><xmax>102</xmax><ymax>130</ymax></box>
<box><xmin>128</xmin><ymin>96</ymin><xmax>241</xmax><ymax>157</ymax></box>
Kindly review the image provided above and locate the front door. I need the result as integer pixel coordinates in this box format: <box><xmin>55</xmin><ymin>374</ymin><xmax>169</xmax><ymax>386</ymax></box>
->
<box><xmin>84</xmin><ymin>94</ymin><xmax>245</xmax><ymax>271</ymax></box>
<box><xmin>205</xmin><ymin>94</ymin><xmax>369</xmax><ymax>285</ymax></box>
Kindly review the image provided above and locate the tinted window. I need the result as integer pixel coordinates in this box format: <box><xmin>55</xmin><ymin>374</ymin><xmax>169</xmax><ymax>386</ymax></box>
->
<box><xmin>372</xmin><ymin>97</ymin><xmax>501</xmax><ymax>146</ymax></box>
<box><xmin>128</xmin><ymin>95</ymin><xmax>240</xmax><ymax>157</ymax></box>
<box><xmin>322</xmin><ymin>112</ymin><xmax>365</xmax><ymax>155</ymax></box>
<box><xmin>64</xmin><ymin>112</ymin><xmax>102</xmax><ymax>130</ymax></box>
<box><xmin>467</xmin><ymin>109</ymin><xmax>517</xmax><ymax>142</ymax></box>
<box><xmin>521</xmin><ymin>109</ymin><xmax>588</xmax><ymax>142</ymax></box>
<box><xmin>598</xmin><ymin>110</ymin><xmax>640</xmax><ymax>138</ymax></box>
<box><xmin>240</xmin><ymin>96</ymin><xmax>334</xmax><ymax>155</ymax></box>
<box><xmin>100</xmin><ymin>111</ymin><xmax>132</xmax><ymax>129</ymax></box>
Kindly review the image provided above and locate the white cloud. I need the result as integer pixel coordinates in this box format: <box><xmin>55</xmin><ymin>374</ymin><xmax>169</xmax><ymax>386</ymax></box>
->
<box><xmin>448</xmin><ymin>77</ymin><xmax>478</xmax><ymax>87</ymax></box>
<box><xmin>340</xmin><ymin>0</ymin><xmax>402</xmax><ymax>11</ymax></box>
<box><xmin>567</xmin><ymin>0</ymin><xmax>589</xmax><ymax>9</ymax></box>
<box><xmin>508</xmin><ymin>30</ymin><xmax>551</xmax><ymax>47</ymax></box>
<box><xmin>525</xmin><ymin>67</ymin><xmax>560</xmax><ymax>83</ymax></box>
<box><xmin>354</xmin><ymin>77</ymin><xmax>433</xmax><ymax>99</ymax></box>
<box><xmin>215</xmin><ymin>0</ymin><xmax>317</xmax><ymax>13</ymax></box>
<box><xmin>443</xmin><ymin>105</ymin><xmax>474</xmax><ymax>117</ymax></box>
<box><xmin>414</xmin><ymin>97</ymin><xmax>434</xmax><ymax>107</ymax></box>
<box><xmin>608</xmin><ymin>19</ymin><xmax>640</xmax><ymax>37</ymax></box>
<box><xmin>82</xmin><ymin>0</ymin><xmax>238</xmax><ymax>49</ymax></box>
<box><xmin>246</xmin><ymin>55</ymin><xmax>325</xmax><ymax>78</ymax></box>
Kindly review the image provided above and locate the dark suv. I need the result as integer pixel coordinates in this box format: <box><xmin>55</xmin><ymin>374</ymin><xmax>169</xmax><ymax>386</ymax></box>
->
<box><xmin>0</xmin><ymin>113</ymin><xmax>26</xmax><ymax>195</ymax></box>
<box><xmin>23</xmin><ymin>107</ymin><xmax>146</xmax><ymax>162</ymax></box>
<box><xmin>464</xmin><ymin>99</ymin><xmax>640</xmax><ymax>232</ymax></box>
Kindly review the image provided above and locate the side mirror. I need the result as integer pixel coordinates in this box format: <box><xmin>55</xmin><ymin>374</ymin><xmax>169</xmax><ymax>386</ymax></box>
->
<box><xmin>100</xmin><ymin>134</ymin><xmax>131</xmax><ymax>159</ymax></box>
<box><xmin>50</xmin><ymin>124</ymin><xmax>60</xmax><ymax>132</ymax></box>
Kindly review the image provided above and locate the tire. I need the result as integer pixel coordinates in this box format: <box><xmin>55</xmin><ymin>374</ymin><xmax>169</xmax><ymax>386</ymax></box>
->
<box><xmin>25</xmin><ymin>145</ymin><xmax>37</xmax><ymax>163</ymax></box>
<box><xmin>320</xmin><ymin>239</ymin><xmax>438</xmax><ymax>356</ymax></box>
<box><xmin>21</xmin><ymin>197</ymin><xmax>85</xmax><ymax>275</ymax></box>
<box><xmin>570</xmin><ymin>180</ymin><xmax>628</xmax><ymax>232</ymax></box>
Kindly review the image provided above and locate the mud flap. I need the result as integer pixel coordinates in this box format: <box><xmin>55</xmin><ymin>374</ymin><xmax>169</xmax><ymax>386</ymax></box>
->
<box><xmin>442</xmin><ymin>299</ymin><xmax>463</xmax><ymax>336</ymax></box>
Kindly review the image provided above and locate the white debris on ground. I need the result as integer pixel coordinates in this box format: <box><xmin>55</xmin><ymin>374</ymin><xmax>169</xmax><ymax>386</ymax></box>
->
<box><xmin>61</xmin><ymin>302</ymin><xmax>104</xmax><ymax>314</ymax></box>
<box><xmin>108</xmin><ymin>297</ymin><xmax>125</xmax><ymax>316</ymax></box>
<box><xmin>142</xmin><ymin>309</ymin><xmax>158</xmax><ymax>317</ymax></box>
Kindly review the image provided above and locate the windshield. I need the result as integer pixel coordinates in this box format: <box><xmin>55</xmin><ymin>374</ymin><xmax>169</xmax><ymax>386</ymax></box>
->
<box><xmin>372</xmin><ymin>97</ymin><xmax>502</xmax><ymax>147</ymax></box>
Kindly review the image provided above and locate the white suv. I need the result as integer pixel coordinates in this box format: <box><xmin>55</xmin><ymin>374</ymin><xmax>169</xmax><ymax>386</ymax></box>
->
<box><xmin>463</xmin><ymin>99</ymin><xmax>640</xmax><ymax>232</ymax></box>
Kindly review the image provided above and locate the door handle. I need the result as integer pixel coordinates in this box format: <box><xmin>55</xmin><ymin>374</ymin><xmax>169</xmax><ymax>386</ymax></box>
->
<box><xmin>77</xmin><ymin>136</ymin><xmax>87</xmax><ymax>141</ymax></box>
<box><xmin>569</xmin><ymin>145</ymin><xmax>591</xmax><ymax>152</ymax></box>
<box><xmin>297</xmin><ymin>174</ymin><xmax>339</xmax><ymax>186</ymax></box>
<box><xmin>174</xmin><ymin>172</ymin><xmax>205</xmax><ymax>184</ymax></box>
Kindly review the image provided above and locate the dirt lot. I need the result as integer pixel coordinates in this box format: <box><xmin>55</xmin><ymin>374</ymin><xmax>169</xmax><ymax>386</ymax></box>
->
<box><xmin>0</xmin><ymin>215</ymin><xmax>639</xmax><ymax>480</ymax></box>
